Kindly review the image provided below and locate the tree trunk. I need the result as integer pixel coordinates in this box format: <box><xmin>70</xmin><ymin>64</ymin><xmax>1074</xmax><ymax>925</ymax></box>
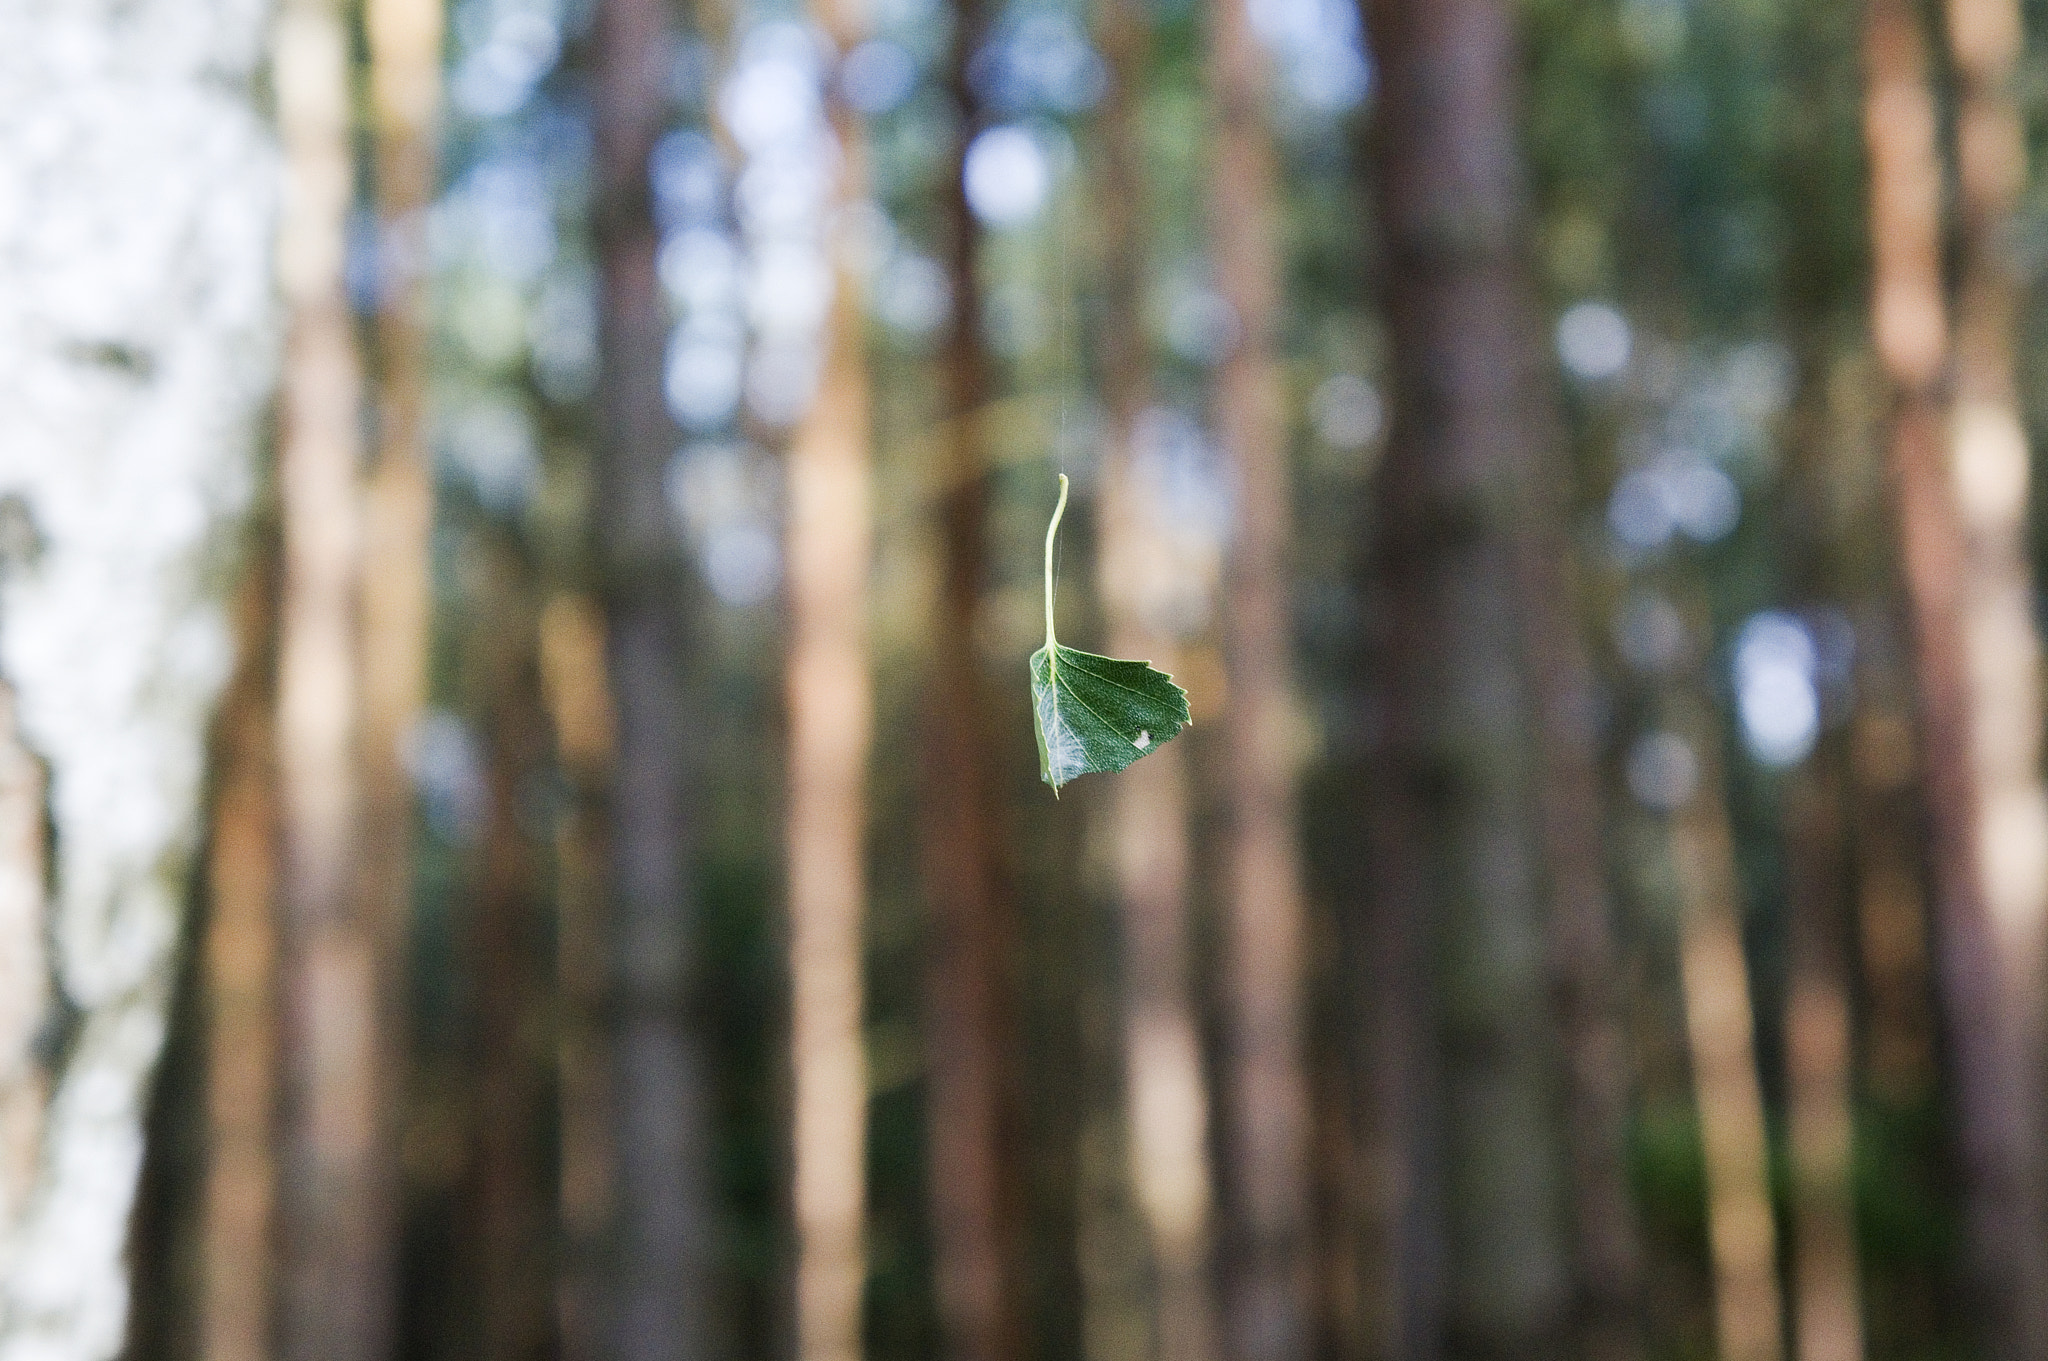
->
<box><xmin>0</xmin><ymin>687</ymin><xmax>48</xmax><ymax>1321</ymax></box>
<box><xmin>1776</xmin><ymin>149</ymin><xmax>1871</xmax><ymax>1361</ymax></box>
<box><xmin>1665</xmin><ymin>706</ymin><xmax>1782</xmax><ymax>1361</ymax></box>
<box><xmin>1863</xmin><ymin>0</ymin><xmax>2048</xmax><ymax>1349</ymax></box>
<box><xmin>1850</xmin><ymin>697</ymin><xmax>1936</xmax><ymax>1106</ymax></box>
<box><xmin>1354</xmin><ymin>769</ymin><xmax>1443</xmax><ymax>1361</ymax></box>
<box><xmin>1366</xmin><ymin>1</ymin><xmax>1621</xmax><ymax>1356</ymax></box>
<box><xmin>1500</xmin><ymin>260</ymin><xmax>1642</xmax><ymax>1361</ymax></box>
<box><xmin>269</xmin><ymin>0</ymin><xmax>396</xmax><ymax>1353</ymax></box>
<box><xmin>1510</xmin><ymin>346</ymin><xmax>1643</xmax><ymax>1360</ymax></box>
<box><xmin>359</xmin><ymin>0</ymin><xmax>439</xmax><ymax>1008</ymax></box>
<box><xmin>1204</xmin><ymin>5</ymin><xmax>1312</xmax><ymax>1357</ymax></box>
<box><xmin>594</xmin><ymin>0</ymin><xmax>717</xmax><ymax>1349</ymax></box>
<box><xmin>1095</xmin><ymin>3</ymin><xmax>1223</xmax><ymax>1359</ymax></box>
<box><xmin>787</xmin><ymin>24</ymin><xmax>877</xmax><ymax>1358</ymax></box>
<box><xmin>201</xmin><ymin>544</ymin><xmax>282</xmax><ymax>1361</ymax></box>
<box><xmin>921</xmin><ymin>2</ymin><xmax>1021</xmax><ymax>1356</ymax></box>
<box><xmin>1847</xmin><ymin>675</ymin><xmax>1943</xmax><ymax>1340</ymax></box>
<box><xmin>466</xmin><ymin>538</ymin><xmax>557</xmax><ymax>1361</ymax></box>
<box><xmin>1783</xmin><ymin>766</ymin><xmax>1863</xmax><ymax>1361</ymax></box>
<box><xmin>1520</xmin><ymin>594</ymin><xmax>1641</xmax><ymax>1361</ymax></box>
<box><xmin>540</xmin><ymin>591</ymin><xmax>620</xmax><ymax>1361</ymax></box>
<box><xmin>355</xmin><ymin>0</ymin><xmax>443</xmax><ymax>1343</ymax></box>
<box><xmin>0</xmin><ymin>0</ymin><xmax>276</xmax><ymax>1354</ymax></box>
<box><xmin>1941</xmin><ymin>0</ymin><xmax>2048</xmax><ymax>1348</ymax></box>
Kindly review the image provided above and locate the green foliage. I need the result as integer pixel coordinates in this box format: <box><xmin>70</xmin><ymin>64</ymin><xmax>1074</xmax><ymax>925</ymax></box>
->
<box><xmin>1027</xmin><ymin>476</ymin><xmax>1190</xmax><ymax>793</ymax></box>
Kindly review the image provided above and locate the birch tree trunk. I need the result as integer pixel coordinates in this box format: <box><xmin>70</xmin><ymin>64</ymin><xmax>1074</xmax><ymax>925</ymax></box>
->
<box><xmin>594</xmin><ymin>0</ymin><xmax>717</xmax><ymax>1349</ymax></box>
<box><xmin>1862</xmin><ymin>0</ymin><xmax>2048</xmax><ymax>1348</ymax></box>
<box><xmin>0</xmin><ymin>0</ymin><xmax>277</xmax><ymax>1354</ymax></box>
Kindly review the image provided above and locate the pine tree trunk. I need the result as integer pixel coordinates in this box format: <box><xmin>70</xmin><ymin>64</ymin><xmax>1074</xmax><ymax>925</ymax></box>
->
<box><xmin>594</xmin><ymin>0</ymin><xmax>717</xmax><ymax>1349</ymax></box>
<box><xmin>1665</xmin><ymin>701</ymin><xmax>1783</xmax><ymax>1361</ymax></box>
<box><xmin>1365</xmin><ymin>0</ymin><xmax>1613</xmax><ymax>1353</ymax></box>
<box><xmin>1863</xmin><ymin>0</ymin><xmax>2048</xmax><ymax>1348</ymax></box>
<box><xmin>1939</xmin><ymin>0</ymin><xmax>2048</xmax><ymax>1348</ymax></box>
<box><xmin>786</xmin><ymin>27</ymin><xmax>876</xmax><ymax>1357</ymax></box>
<box><xmin>269</xmin><ymin>0</ymin><xmax>399</xmax><ymax>1352</ymax></box>
<box><xmin>359</xmin><ymin>0</ymin><xmax>439</xmax><ymax>1003</ymax></box>
<box><xmin>1521</xmin><ymin>607</ymin><xmax>1641</xmax><ymax>1361</ymax></box>
<box><xmin>1205</xmin><ymin>4</ymin><xmax>1312</xmax><ymax>1356</ymax></box>
<box><xmin>1511</xmin><ymin>351</ymin><xmax>1642</xmax><ymax>1361</ymax></box>
<box><xmin>356</xmin><ymin>0</ymin><xmax>442</xmax><ymax>1342</ymax></box>
<box><xmin>1096</xmin><ymin>2</ymin><xmax>1222</xmax><ymax>1357</ymax></box>
<box><xmin>0</xmin><ymin>0</ymin><xmax>276</xmax><ymax>1354</ymax></box>
<box><xmin>1783</xmin><ymin>766</ymin><xmax>1863</xmax><ymax>1361</ymax></box>
<box><xmin>466</xmin><ymin>539</ymin><xmax>557</xmax><ymax>1361</ymax></box>
<box><xmin>1777</xmin><ymin>175</ymin><xmax>1870</xmax><ymax>1361</ymax></box>
<box><xmin>1504</xmin><ymin>297</ymin><xmax>1641</xmax><ymax>1361</ymax></box>
<box><xmin>540</xmin><ymin>591</ymin><xmax>619</xmax><ymax>1361</ymax></box>
<box><xmin>921</xmin><ymin>2</ymin><xmax>1021</xmax><ymax>1356</ymax></box>
<box><xmin>1850</xmin><ymin>696</ymin><xmax>1936</xmax><ymax>1104</ymax></box>
<box><xmin>201</xmin><ymin>545</ymin><xmax>282</xmax><ymax>1361</ymax></box>
<box><xmin>1354</xmin><ymin>779</ymin><xmax>1443</xmax><ymax>1361</ymax></box>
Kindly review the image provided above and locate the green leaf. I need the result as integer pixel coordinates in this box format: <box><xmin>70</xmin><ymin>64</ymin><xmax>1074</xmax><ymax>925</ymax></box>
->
<box><xmin>1030</xmin><ymin>644</ymin><xmax>1191</xmax><ymax>791</ymax></box>
<box><xmin>1029</xmin><ymin>475</ymin><xmax>1191</xmax><ymax>794</ymax></box>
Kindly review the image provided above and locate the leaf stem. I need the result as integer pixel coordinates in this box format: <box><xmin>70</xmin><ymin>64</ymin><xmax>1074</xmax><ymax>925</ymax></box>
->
<box><xmin>1044</xmin><ymin>473</ymin><xmax>1068</xmax><ymax>666</ymax></box>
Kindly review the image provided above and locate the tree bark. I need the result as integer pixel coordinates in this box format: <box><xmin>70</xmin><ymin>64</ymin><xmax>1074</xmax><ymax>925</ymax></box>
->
<box><xmin>1665</xmin><ymin>706</ymin><xmax>1782</xmax><ymax>1361</ymax></box>
<box><xmin>269</xmin><ymin>0</ymin><xmax>395</xmax><ymax>1352</ymax></box>
<box><xmin>1512</xmin><ymin>357</ymin><xmax>1643</xmax><ymax>1360</ymax></box>
<box><xmin>201</xmin><ymin>543</ymin><xmax>282</xmax><ymax>1361</ymax></box>
<box><xmin>0</xmin><ymin>0</ymin><xmax>276</xmax><ymax>1354</ymax></box>
<box><xmin>1096</xmin><ymin>2</ymin><xmax>1223</xmax><ymax>1358</ymax></box>
<box><xmin>540</xmin><ymin>591</ymin><xmax>620</xmax><ymax>1361</ymax></box>
<box><xmin>1863</xmin><ymin>0</ymin><xmax>2048</xmax><ymax>1350</ymax></box>
<box><xmin>1365</xmin><ymin>0</ymin><xmax>1631</xmax><ymax>1355</ymax></box>
<box><xmin>1783</xmin><ymin>765</ymin><xmax>1863</xmax><ymax>1361</ymax></box>
<box><xmin>355</xmin><ymin>0</ymin><xmax>443</xmax><ymax>1345</ymax></box>
<box><xmin>1849</xmin><ymin>695</ymin><xmax>1936</xmax><ymax>1105</ymax></box>
<box><xmin>921</xmin><ymin>1</ymin><xmax>1022</xmax><ymax>1357</ymax></box>
<box><xmin>1205</xmin><ymin>5</ymin><xmax>1312</xmax><ymax>1358</ymax></box>
<box><xmin>594</xmin><ymin>0</ymin><xmax>717</xmax><ymax>1350</ymax></box>
<box><xmin>359</xmin><ymin>0</ymin><xmax>440</xmax><ymax>1028</ymax></box>
<box><xmin>1776</xmin><ymin>139</ymin><xmax>1870</xmax><ymax>1361</ymax></box>
<box><xmin>1940</xmin><ymin>0</ymin><xmax>2048</xmax><ymax>1348</ymax></box>
<box><xmin>466</xmin><ymin>538</ymin><xmax>557</xmax><ymax>1361</ymax></box>
<box><xmin>0</xmin><ymin>688</ymin><xmax>48</xmax><ymax>1317</ymax></box>
<box><xmin>787</xmin><ymin>25</ymin><xmax>876</xmax><ymax>1359</ymax></box>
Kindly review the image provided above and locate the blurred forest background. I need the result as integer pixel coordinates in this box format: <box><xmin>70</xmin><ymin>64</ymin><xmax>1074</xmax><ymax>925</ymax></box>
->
<box><xmin>12</xmin><ymin>0</ymin><xmax>2048</xmax><ymax>1358</ymax></box>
